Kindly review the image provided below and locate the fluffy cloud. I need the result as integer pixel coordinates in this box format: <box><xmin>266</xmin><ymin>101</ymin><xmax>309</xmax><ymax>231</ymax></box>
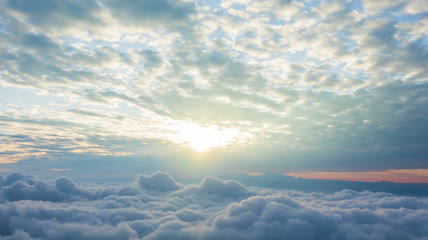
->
<box><xmin>1</xmin><ymin>172</ymin><xmax>427</xmax><ymax>240</ymax></box>
<box><xmin>137</xmin><ymin>171</ymin><xmax>182</xmax><ymax>192</ymax></box>
<box><xmin>175</xmin><ymin>176</ymin><xmax>250</xmax><ymax>198</ymax></box>
<box><xmin>0</xmin><ymin>173</ymin><xmax>94</xmax><ymax>202</ymax></box>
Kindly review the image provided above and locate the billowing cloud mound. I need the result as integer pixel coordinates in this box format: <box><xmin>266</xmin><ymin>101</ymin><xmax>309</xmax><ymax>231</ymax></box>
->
<box><xmin>1</xmin><ymin>173</ymin><xmax>428</xmax><ymax>240</ymax></box>
<box><xmin>173</xmin><ymin>176</ymin><xmax>251</xmax><ymax>202</ymax></box>
<box><xmin>137</xmin><ymin>171</ymin><xmax>182</xmax><ymax>192</ymax></box>
<box><xmin>0</xmin><ymin>173</ymin><xmax>93</xmax><ymax>202</ymax></box>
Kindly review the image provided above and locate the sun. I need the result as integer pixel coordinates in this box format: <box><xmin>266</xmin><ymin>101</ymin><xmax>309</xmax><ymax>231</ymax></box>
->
<box><xmin>176</xmin><ymin>123</ymin><xmax>238</xmax><ymax>152</ymax></box>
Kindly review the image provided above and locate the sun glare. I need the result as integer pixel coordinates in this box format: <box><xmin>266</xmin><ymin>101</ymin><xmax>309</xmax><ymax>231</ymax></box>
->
<box><xmin>176</xmin><ymin>123</ymin><xmax>239</xmax><ymax>152</ymax></box>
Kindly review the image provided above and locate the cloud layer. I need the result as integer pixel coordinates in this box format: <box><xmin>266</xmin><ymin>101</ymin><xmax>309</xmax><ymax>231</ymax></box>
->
<box><xmin>1</xmin><ymin>172</ymin><xmax>427</xmax><ymax>240</ymax></box>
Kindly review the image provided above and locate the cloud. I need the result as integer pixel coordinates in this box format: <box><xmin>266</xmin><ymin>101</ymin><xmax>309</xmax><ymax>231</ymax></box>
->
<box><xmin>176</xmin><ymin>176</ymin><xmax>250</xmax><ymax>199</ymax></box>
<box><xmin>1</xmin><ymin>172</ymin><xmax>428</xmax><ymax>240</ymax></box>
<box><xmin>137</xmin><ymin>171</ymin><xmax>182</xmax><ymax>192</ymax></box>
<box><xmin>5</xmin><ymin>0</ymin><xmax>102</xmax><ymax>30</ymax></box>
<box><xmin>49</xmin><ymin>169</ymin><xmax>72</xmax><ymax>172</ymax></box>
<box><xmin>20</xmin><ymin>33</ymin><xmax>59</xmax><ymax>51</ymax></box>
<box><xmin>363</xmin><ymin>0</ymin><xmax>428</xmax><ymax>15</ymax></box>
<box><xmin>0</xmin><ymin>173</ymin><xmax>93</xmax><ymax>202</ymax></box>
<box><xmin>286</xmin><ymin>169</ymin><xmax>428</xmax><ymax>183</ymax></box>
<box><xmin>105</xmin><ymin>0</ymin><xmax>195</xmax><ymax>27</ymax></box>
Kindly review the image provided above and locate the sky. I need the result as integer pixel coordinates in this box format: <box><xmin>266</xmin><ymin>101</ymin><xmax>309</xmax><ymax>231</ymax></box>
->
<box><xmin>0</xmin><ymin>0</ymin><xmax>428</xmax><ymax>183</ymax></box>
<box><xmin>1</xmin><ymin>1</ymin><xmax>428</xmax><ymax>239</ymax></box>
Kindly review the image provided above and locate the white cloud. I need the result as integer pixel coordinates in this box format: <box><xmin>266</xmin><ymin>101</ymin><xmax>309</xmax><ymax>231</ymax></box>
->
<box><xmin>363</xmin><ymin>0</ymin><xmax>428</xmax><ymax>15</ymax></box>
<box><xmin>404</xmin><ymin>0</ymin><xmax>428</xmax><ymax>14</ymax></box>
<box><xmin>1</xmin><ymin>172</ymin><xmax>427</xmax><ymax>240</ymax></box>
<box><xmin>363</xmin><ymin>0</ymin><xmax>403</xmax><ymax>15</ymax></box>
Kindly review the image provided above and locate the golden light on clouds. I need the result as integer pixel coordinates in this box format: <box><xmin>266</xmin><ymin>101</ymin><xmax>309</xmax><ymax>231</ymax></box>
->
<box><xmin>176</xmin><ymin>123</ymin><xmax>240</xmax><ymax>152</ymax></box>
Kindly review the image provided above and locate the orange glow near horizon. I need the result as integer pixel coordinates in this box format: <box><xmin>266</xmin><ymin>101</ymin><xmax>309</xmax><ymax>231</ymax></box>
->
<box><xmin>246</xmin><ymin>172</ymin><xmax>265</xmax><ymax>176</ymax></box>
<box><xmin>49</xmin><ymin>168</ymin><xmax>72</xmax><ymax>172</ymax></box>
<box><xmin>285</xmin><ymin>169</ymin><xmax>428</xmax><ymax>183</ymax></box>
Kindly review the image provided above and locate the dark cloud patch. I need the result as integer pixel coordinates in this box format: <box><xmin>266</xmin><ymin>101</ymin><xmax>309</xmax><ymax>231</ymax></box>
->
<box><xmin>105</xmin><ymin>0</ymin><xmax>195</xmax><ymax>27</ymax></box>
<box><xmin>356</xmin><ymin>20</ymin><xmax>397</xmax><ymax>51</ymax></box>
<box><xmin>21</xmin><ymin>33</ymin><xmax>58</xmax><ymax>50</ymax></box>
<box><xmin>138</xmin><ymin>49</ymin><xmax>163</xmax><ymax>68</ymax></box>
<box><xmin>1</xmin><ymin>172</ymin><xmax>427</xmax><ymax>240</ymax></box>
<box><xmin>6</xmin><ymin>0</ymin><xmax>102</xmax><ymax>29</ymax></box>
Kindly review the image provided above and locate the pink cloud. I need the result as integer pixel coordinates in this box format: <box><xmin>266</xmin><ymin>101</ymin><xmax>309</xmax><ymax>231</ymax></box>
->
<box><xmin>49</xmin><ymin>168</ymin><xmax>72</xmax><ymax>172</ymax></box>
<box><xmin>246</xmin><ymin>172</ymin><xmax>264</xmax><ymax>176</ymax></box>
<box><xmin>285</xmin><ymin>169</ymin><xmax>428</xmax><ymax>183</ymax></box>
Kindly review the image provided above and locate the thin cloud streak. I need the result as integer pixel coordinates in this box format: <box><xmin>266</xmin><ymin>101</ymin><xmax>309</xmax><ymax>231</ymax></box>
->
<box><xmin>49</xmin><ymin>169</ymin><xmax>72</xmax><ymax>172</ymax></box>
<box><xmin>286</xmin><ymin>169</ymin><xmax>428</xmax><ymax>183</ymax></box>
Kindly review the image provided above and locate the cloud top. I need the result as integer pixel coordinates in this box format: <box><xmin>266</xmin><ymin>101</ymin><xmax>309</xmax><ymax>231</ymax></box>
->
<box><xmin>179</xmin><ymin>176</ymin><xmax>250</xmax><ymax>198</ymax></box>
<box><xmin>137</xmin><ymin>171</ymin><xmax>182</xmax><ymax>192</ymax></box>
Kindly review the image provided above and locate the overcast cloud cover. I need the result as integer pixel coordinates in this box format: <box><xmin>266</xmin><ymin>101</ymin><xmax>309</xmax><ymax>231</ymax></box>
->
<box><xmin>0</xmin><ymin>171</ymin><xmax>428</xmax><ymax>240</ymax></box>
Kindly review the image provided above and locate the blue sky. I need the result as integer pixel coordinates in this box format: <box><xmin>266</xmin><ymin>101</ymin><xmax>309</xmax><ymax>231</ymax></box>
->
<box><xmin>1</xmin><ymin>0</ymin><xmax>428</xmax><ymax>182</ymax></box>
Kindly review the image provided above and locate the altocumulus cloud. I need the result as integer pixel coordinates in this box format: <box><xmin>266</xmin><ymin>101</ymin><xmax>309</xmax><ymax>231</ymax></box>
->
<box><xmin>1</xmin><ymin>172</ymin><xmax>428</xmax><ymax>240</ymax></box>
<box><xmin>1</xmin><ymin>0</ymin><xmax>428</xmax><ymax>172</ymax></box>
